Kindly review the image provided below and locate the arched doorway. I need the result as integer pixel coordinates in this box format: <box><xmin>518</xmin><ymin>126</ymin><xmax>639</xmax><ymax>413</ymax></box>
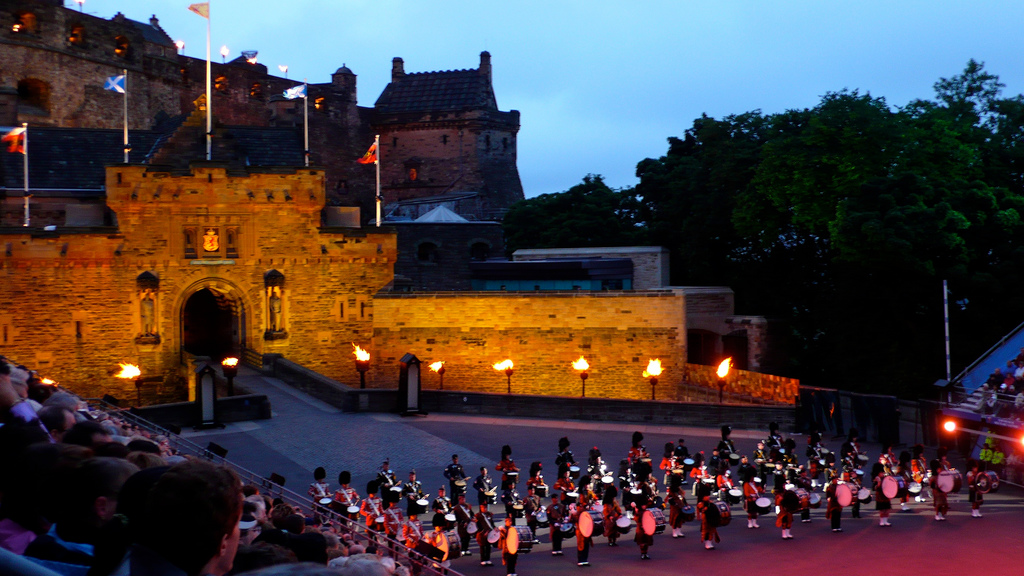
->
<box><xmin>181</xmin><ymin>287</ymin><xmax>244</xmax><ymax>360</ymax></box>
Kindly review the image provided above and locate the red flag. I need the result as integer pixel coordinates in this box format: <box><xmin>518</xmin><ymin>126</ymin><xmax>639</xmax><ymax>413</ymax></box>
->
<box><xmin>357</xmin><ymin>142</ymin><xmax>377</xmax><ymax>164</ymax></box>
<box><xmin>2</xmin><ymin>127</ymin><xmax>25</xmax><ymax>154</ymax></box>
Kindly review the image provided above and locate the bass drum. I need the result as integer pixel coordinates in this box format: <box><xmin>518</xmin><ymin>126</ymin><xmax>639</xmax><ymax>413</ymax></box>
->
<box><xmin>437</xmin><ymin>530</ymin><xmax>461</xmax><ymax>562</ymax></box>
<box><xmin>578</xmin><ymin>511</ymin><xmax>595</xmax><ymax>538</ymax></box>
<box><xmin>835</xmin><ymin>484</ymin><xmax>853</xmax><ymax>507</ymax></box>
<box><xmin>640</xmin><ymin>509</ymin><xmax>667</xmax><ymax>535</ymax></box>
<box><xmin>936</xmin><ymin>470</ymin><xmax>962</xmax><ymax>494</ymax></box>
<box><xmin>881</xmin><ymin>475</ymin><xmax>907</xmax><ymax>499</ymax></box>
<box><xmin>508</xmin><ymin>526</ymin><xmax>534</xmax><ymax>554</ymax></box>
<box><xmin>615</xmin><ymin>515</ymin><xmax>632</xmax><ymax>535</ymax></box>
<box><xmin>753</xmin><ymin>496</ymin><xmax>773</xmax><ymax>515</ymax></box>
<box><xmin>976</xmin><ymin>471</ymin><xmax>1000</xmax><ymax>494</ymax></box>
<box><xmin>680</xmin><ymin>505</ymin><xmax>696</xmax><ymax>522</ymax></box>
<box><xmin>726</xmin><ymin>489</ymin><xmax>743</xmax><ymax>505</ymax></box>
<box><xmin>714</xmin><ymin>501</ymin><xmax>732</xmax><ymax>527</ymax></box>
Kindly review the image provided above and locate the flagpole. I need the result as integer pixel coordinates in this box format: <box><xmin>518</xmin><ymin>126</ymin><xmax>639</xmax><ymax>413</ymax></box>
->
<box><xmin>374</xmin><ymin>134</ymin><xmax>381</xmax><ymax>227</ymax></box>
<box><xmin>303</xmin><ymin>79</ymin><xmax>309</xmax><ymax>167</ymax></box>
<box><xmin>205</xmin><ymin>2</ymin><xmax>212</xmax><ymax>160</ymax></box>
<box><xmin>22</xmin><ymin>123</ymin><xmax>29</xmax><ymax>228</ymax></box>
<box><xmin>123</xmin><ymin>68</ymin><xmax>130</xmax><ymax>163</ymax></box>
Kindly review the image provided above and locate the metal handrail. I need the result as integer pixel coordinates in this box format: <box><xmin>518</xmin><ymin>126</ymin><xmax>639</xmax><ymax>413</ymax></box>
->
<box><xmin>84</xmin><ymin>399</ymin><xmax>462</xmax><ymax>576</ymax></box>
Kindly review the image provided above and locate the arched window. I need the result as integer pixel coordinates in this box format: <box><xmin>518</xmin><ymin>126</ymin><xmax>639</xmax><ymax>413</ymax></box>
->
<box><xmin>417</xmin><ymin>242</ymin><xmax>438</xmax><ymax>263</ymax></box>
<box><xmin>17</xmin><ymin>79</ymin><xmax>49</xmax><ymax>115</ymax></box>
<box><xmin>314</xmin><ymin>97</ymin><xmax>326</xmax><ymax>111</ymax></box>
<box><xmin>470</xmin><ymin>242</ymin><xmax>490</xmax><ymax>261</ymax></box>
<box><xmin>249</xmin><ymin>82</ymin><xmax>263</xmax><ymax>99</ymax></box>
<box><xmin>68</xmin><ymin>24</ymin><xmax>85</xmax><ymax>45</ymax></box>
<box><xmin>214</xmin><ymin>75</ymin><xmax>229</xmax><ymax>94</ymax></box>
<box><xmin>114</xmin><ymin>35</ymin><xmax>130</xmax><ymax>58</ymax></box>
<box><xmin>13</xmin><ymin>12</ymin><xmax>37</xmax><ymax>34</ymax></box>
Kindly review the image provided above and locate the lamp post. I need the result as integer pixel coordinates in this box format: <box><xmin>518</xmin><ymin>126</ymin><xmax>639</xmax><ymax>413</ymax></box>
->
<box><xmin>221</xmin><ymin>357</ymin><xmax>239</xmax><ymax>396</ymax></box>
<box><xmin>353</xmin><ymin>344</ymin><xmax>370</xmax><ymax>389</ymax></box>
<box><xmin>429</xmin><ymin>361</ymin><xmax>446</xmax><ymax>390</ymax></box>
<box><xmin>572</xmin><ymin>356</ymin><xmax>589</xmax><ymax>398</ymax></box>
<box><xmin>493</xmin><ymin>359</ymin><xmax>514</xmax><ymax>394</ymax></box>
<box><xmin>716</xmin><ymin>358</ymin><xmax>732</xmax><ymax>405</ymax></box>
<box><xmin>175</xmin><ymin>40</ymin><xmax>185</xmax><ymax>54</ymax></box>
<box><xmin>643</xmin><ymin>359</ymin><xmax>662</xmax><ymax>400</ymax></box>
<box><xmin>74</xmin><ymin>0</ymin><xmax>84</xmax><ymax>12</ymax></box>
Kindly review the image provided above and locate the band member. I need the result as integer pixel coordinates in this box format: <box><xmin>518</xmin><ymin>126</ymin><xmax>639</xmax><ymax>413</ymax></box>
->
<box><xmin>498</xmin><ymin>516</ymin><xmax>519</xmax><ymax>575</ymax></box>
<box><xmin>523</xmin><ymin>484</ymin><xmax>542</xmax><ymax>542</ymax></box>
<box><xmin>444</xmin><ymin>453</ymin><xmax>467</xmax><ymax>497</ymax></box>
<box><xmin>432</xmin><ymin>486</ymin><xmax>452</xmax><ymax>518</ymax></box>
<box><xmin>840</xmin><ymin>429</ymin><xmax>861</xmax><ymax>469</ymax></box>
<box><xmin>556</xmin><ymin>436</ymin><xmax>577</xmax><ymax>467</ymax></box>
<box><xmin>897</xmin><ymin>451</ymin><xmax>913</xmax><ymax>511</ymax></box>
<box><xmin>743</xmin><ymin>472</ymin><xmax>763</xmax><ymax>529</ymax></box>
<box><xmin>632</xmin><ymin>493</ymin><xmax>654</xmax><ymax>558</ymax></box>
<box><xmin>628</xmin><ymin>431</ymin><xmax>648</xmax><ymax>465</ymax></box>
<box><xmin>911</xmin><ymin>444</ymin><xmax>930</xmax><ymax>502</ymax></box>
<box><xmin>453</xmin><ymin>493</ymin><xmax>474</xmax><ymax>556</ymax></box>
<box><xmin>475</xmin><ymin>503</ymin><xmax>496</xmax><ymax>566</ymax></box>
<box><xmin>334</xmin><ymin>471</ymin><xmax>360</xmax><ymax>517</ymax></box>
<box><xmin>426</xmin><ymin>520</ymin><xmax>451</xmax><ymax>568</ymax></box>
<box><xmin>707</xmin><ymin>449</ymin><xmax>723</xmax><ymax>476</ymax></box>
<box><xmin>497</xmin><ymin>444</ymin><xmax>520</xmax><ymax>487</ymax></box>
<box><xmin>660</xmin><ymin>442</ymin><xmax>677</xmax><ymax>486</ymax></box>
<box><xmin>846</xmin><ymin>466</ymin><xmax>863</xmax><ymax>519</ymax></box>
<box><xmin>576</xmin><ymin>474</ymin><xmax>597</xmax><ymax>507</ymax></box>
<box><xmin>602</xmin><ymin>487</ymin><xmax>623</xmax><ymax>546</ymax></box>
<box><xmin>753</xmin><ymin>441</ymin><xmax>770</xmax><ymax>480</ymax></box>
<box><xmin>383</xmin><ymin>496</ymin><xmax>405</xmax><ymax>539</ymax></box>
<box><xmin>776</xmin><ymin>485</ymin><xmax>796</xmax><ymax>540</ymax></box>
<box><xmin>782</xmin><ymin>438</ymin><xmax>800</xmax><ymax>469</ymax></box>
<box><xmin>553</xmin><ymin>465</ymin><xmax>575</xmax><ymax>503</ymax></box>
<box><xmin>872</xmin><ymin>462</ymin><xmax>892</xmax><ymax>527</ymax></box>
<box><xmin>766</xmin><ymin>421</ymin><xmax>784</xmax><ymax>454</ymax></box>
<box><xmin>574</xmin><ymin>504</ymin><xmax>593</xmax><ymax>566</ymax></box>
<box><xmin>696</xmin><ymin>484</ymin><xmax>719</xmax><ymax>550</ymax></box>
<box><xmin>795</xmin><ymin>467</ymin><xmax>812</xmax><ymax>523</ymax></box>
<box><xmin>547</xmin><ymin>495</ymin><xmax>567</xmax><ymax>556</ymax></box>
<box><xmin>930</xmin><ymin>458</ymin><xmax>949</xmax><ymax>521</ymax></box>
<box><xmin>402</xmin><ymin>513</ymin><xmax>423</xmax><ymax>549</ymax></box>
<box><xmin>880</xmin><ymin>443</ymin><xmax>898</xmax><ymax>475</ymax></box>
<box><xmin>717</xmin><ymin>425</ymin><xmax>737</xmax><ymax>465</ymax></box>
<box><xmin>967</xmin><ymin>458</ymin><xmax>984</xmax><ymax>518</ymax></box>
<box><xmin>474</xmin><ymin>466</ymin><xmax>495</xmax><ymax>506</ymax></box>
<box><xmin>308</xmin><ymin>466</ymin><xmax>330</xmax><ymax>499</ymax></box>
<box><xmin>527</xmin><ymin>461</ymin><xmax>546</xmax><ymax>495</ymax></box>
<box><xmin>501</xmin><ymin>481</ymin><xmax>522</xmax><ymax>526</ymax></box>
<box><xmin>378</xmin><ymin>458</ymin><xmax>399</xmax><ymax>491</ymax></box>
<box><xmin>360</xmin><ymin>481</ymin><xmax>384</xmax><ymax>532</ymax></box>
<box><xmin>825</xmin><ymin>477</ymin><xmax>843</xmax><ymax>532</ymax></box>
<box><xmin>738</xmin><ymin>455</ymin><xmax>757</xmax><ymax>486</ymax></box>
<box><xmin>666</xmin><ymin>477</ymin><xmax>688</xmax><ymax>538</ymax></box>
<box><xmin>617</xmin><ymin>458</ymin><xmax>632</xmax><ymax>495</ymax></box>
<box><xmin>403</xmin><ymin>469</ymin><xmax>424</xmax><ymax>515</ymax></box>
<box><xmin>716</xmin><ymin>469</ymin><xmax>735</xmax><ymax>498</ymax></box>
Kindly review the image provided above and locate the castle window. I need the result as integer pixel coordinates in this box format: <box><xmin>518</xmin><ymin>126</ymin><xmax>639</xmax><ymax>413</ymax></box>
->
<box><xmin>226</xmin><ymin>228</ymin><xmax>239</xmax><ymax>258</ymax></box>
<box><xmin>13</xmin><ymin>12</ymin><xmax>37</xmax><ymax>34</ymax></box>
<box><xmin>392</xmin><ymin>137</ymin><xmax>398</xmax><ymax>148</ymax></box>
<box><xmin>441</xmin><ymin>134</ymin><xmax>448</xmax><ymax>145</ymax></box>
<box><xmin>17</xmin><ymin>78</ymin><xmax>50</xmax><ymax>116</ymax></box>
<box><xmin>114</xmin><ymin>36</ymin><xmax>130</xmax><ymax>58</ymax></box>
<box><xmin>417</xmin><ymin>242</ymin><xmax>438</xmax><ymax>263</ymax></box>
<box><xmin>68</xmin><ymin>24</ymin><xmax>85</xmax><ymax>45</ymax></box>
<box><xmin>484</xmin><ymin>135</ymin><xmax>491</xmax><ymax>149</ymax></box>
<box><xmin>502</xmin><ymin>137</ymin><xmax>508</xmax><ymax>150</ymax></box>
<box><xmin>249</xmin><ymin>82</ymin><xmax>263</xmax><ymax>99</ymax></box>
<box><xmin>314</xmin><ymin>97</ymin><xmax>326</xmax><ymax>111</ymax></box>
<box><xmin>470</xmin><ymin>242</ymin><xmax>490</xmax><ymax>261</ymax></box>
<box><xmin>214</xmin><ymin>75</ymin><xmax>229</xmax><ymax>94</ymax></box>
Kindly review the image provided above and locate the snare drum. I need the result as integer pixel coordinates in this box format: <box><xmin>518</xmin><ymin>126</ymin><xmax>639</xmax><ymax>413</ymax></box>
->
<box><xmin>714</xmin><ymin>501</ymin><xmax>732</xmax><ymax>527</ymax></box>
<box><xmin>347</xmin><ymin>505</ymin><xmax>361</xmax><ymax>519</ymax></box>
<box><xmin>936</xmin><ymin>470</ymin><xmax>962</xmax><ymax>494</ymax></box>
<box><xmin>466</xmin><ymin>520</ymin><xmax>478</xmax><ymax>534</ymax></box>
<box><xmin>908</xmin><ymin>481</ymin><xmax>922</xmax><ymax>495</ymax></box>
<box><xmin>881</xmin><ymin>475</ymin><xmax>907</xmax><ymax>499</ymax></box>
<box><xmin>453</xmin><ymin>479</ymin><xmax>467</xmax><ymax>495</ymax></box>
<box><xmin>569</xmin><ymin>466</ymin><xmax>581</xmax><ymax>479</ymax></box>
<box><xmin>835</xmin><ymin>484</ymin><xmax>853</xmax><ymax>507</ymax></box>
<box><xmin>681</xmin><ymin>505</ymin><xmax>696</xmax><ymax>522</ymax></box>
<box><xmin>535</xmin><ymin>510</ymin><xmax>550</xmax><ymax>528</ymax></box>
<box><xmin>615</xmin><ymin>515</ymin><xmax>632</xmax><ymax>534</ymax></box>
<box><xmin>753</xmin><ymin>496</ymin><xmax>773</xmax><ymax>515</ymax></box>
<box><xmin>682</xmin><ymin>458</ymin><xmax>695</xmax><ymax>469</ymax></box>
<box><xmin>728</xmin><ymin>453</ymin><xmax>740</xmax><ymax>465</ymax></box>
<box><xmin>487</xmin><ymin>529</ymin><xmax>501</xmax><ymax>544</ymax></box>
<box><xmin>857</xmin><ymin>487</ymin><xmax>872</xmax><ymax>504</ymax></box>
<box><xmin>558</xmin><ymin>522</ymin><xmax>576</xmax><ymax>538</ymax></box>
<box><xmin>318</xmin><ymin>497</ymin><xmax>333</xmax><ymax>507</ymax></box>
<box><xmin>484</xmin><ymin>490</ymin><xmax>498</xmax><ymax>504</ymax></box>
<box><xmin>564</xmin><ymin>491</ymin><xmax>579</xmax><ymax>504</ymax></box>
<box><xmin>808</xmin><ymin>493</ymin><xmax>822</xmax><ymax>509</ymax></box>
<box><xmin>535</xmin><ymin>484</ymin><xmax>548</xmax><ymax>498</ymax></box>
<box><xmin>856</xmin><ymin>454</ymin><xmax>869</xmax><ymax>465</ymax></box>
<box><xmin>976</xmin><ymin>471</ymin><xmax>999</xmax><ymax>494</ymax></box>
<box><xmin>726</xmin><ymin>488</ymin><xmax>743</xmax><ymax>505</ymax></box>
<box><xmin>601</xmin><ymin>475</ymin><xmax>614</xmax><ymax>485</ymax></box>
<box><xmin>444</xmin><ymin>513</ymin><xmax>457</xmax><ymax>528</ymax></box>
<box><xmin>375</xmin><ymin>515</ymin><xmax>386</xmax><ymax>525</ymax></box>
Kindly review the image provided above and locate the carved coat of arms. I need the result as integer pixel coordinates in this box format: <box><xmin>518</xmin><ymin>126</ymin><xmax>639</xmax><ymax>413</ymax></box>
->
<box><xmin>202</xmin><ymin>229</ymin><xmax>220</xmax><ymax>252</ymax></box>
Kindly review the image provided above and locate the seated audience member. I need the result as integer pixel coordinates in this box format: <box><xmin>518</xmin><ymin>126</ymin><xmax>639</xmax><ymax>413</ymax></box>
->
<box><xmin>62</xmin><ymin>421</ymin><xmax>113</xmax><ymax>449</ymax></box>
<box><xmin>229</xmin><ymin>542</ymin><xmax>297</xmax><ymax>574</ymax></box>
<box><xmin>115</xmin><ymin>460</ymin><xmax>244</xmax><ymax>576</ymax></box>
<box><xmin>24</xmin><ymin>457</ymin><xmax>138</xmax><ymax>571</ymax></box>
<box><xmin>0</xmin><ymin>443</ymin><xmax>63</xmax><ymax>554</ymax></box>
<box><xmin>38</xmin><ymin>407</ymin><xmax>76</xmax><ymax>443</ymax></box>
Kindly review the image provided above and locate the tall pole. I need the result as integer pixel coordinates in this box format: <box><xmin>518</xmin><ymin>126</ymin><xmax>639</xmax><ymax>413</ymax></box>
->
<box><xmin>205</xmin><ymin>5</ymin><xmax>212</xmax><ymax>160</ymax></box>
<box><xmin>22</xmin><ymin>123</ymin><xmax>29</xmax><ymax>227</ymax></box>
<box><xmin>374</xmin><ymin>134</ymin><xmax>381</xmax><ymax>227</ymax></box>
<box><xmin>943</xmin><ymin>279</ymin><xmax>951</xmax><ymax>381</ymax></box>
<box><xmin>122</xmin><ymin>68</ymin><xmax>129</xmax><ymax>163</ymax></box>
<box><xmin>303</xmin><ymin>79</ymin><xmax>309</xmax><ymax>167</ymax></box>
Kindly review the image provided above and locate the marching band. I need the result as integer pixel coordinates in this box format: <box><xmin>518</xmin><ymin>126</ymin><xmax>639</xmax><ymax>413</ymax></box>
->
<box><xmin>306</xmin><ymin>425</ymin><xmax>989</xmax><ymax>572</ymax></box>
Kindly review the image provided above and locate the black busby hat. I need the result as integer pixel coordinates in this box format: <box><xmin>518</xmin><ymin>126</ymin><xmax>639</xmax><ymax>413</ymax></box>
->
<box><xmin>721</xmin><ymin>425</ymin><xmax>732</xmax><ymax>439</ymax></box>
<box><xmin>432</xmin><ymin>512</ymin><xmax>446</xmax><ymax>528</ymax></box>
<box><xmin>529</xmin><ymin>461</ymin><xmax>543</xmax><ymax>476</ymax></box>
<box><xmin>558</xmin><ymin>437</ymin><xmax>571</xmax><ymax>451</ymax></box>
<box><xmin>769</xmin><ymin>422</ymin><xmax>779</xmax><ymax>433</ymax></box>
<box><xmin>501</xmin><ymin>444</ymin><xmax>512</xmax><ymax>458</ymax></box>
<box><xmin>314</xmin><ymin>467</ymin><xmax>326</xmax><ymax>480</ymax></box>
<box><xmin>912</xmin><ymin>444</ymin><xmax>925</xmax><ymax>457</ymax></box>
<box><xmin>631</xmin><ymin>431</ymin><xmax>644</xmax><ymax>447</ymax></box>
<box><xmin>366</xmin><ymin>480</ymin><xmax>379</xmax><ymax>495</ymax></box>
<box><xmin>602</xmin><ymin>485</ymin><xmax>618</xmax><ymax>504</ymax></box>
<box><xmin>664</xmin><ymin>442</ymin><xmax>675</xmax><ymax>457</ymax></box>
<box><xmin>339</xmin><ymin>470</ymin><xmax>351</xmax><ymax>485</ymax></box>
<box><xmin>847</xmin><ymin>428</ymin><xmax>859</xmax><ymax>441</ymax></box>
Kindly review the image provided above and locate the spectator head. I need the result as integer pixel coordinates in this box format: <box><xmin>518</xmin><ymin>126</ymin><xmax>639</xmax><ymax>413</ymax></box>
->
<box><xmin>0</xmin><ymin>361</ymin><xmax>17</xmax><ymax>410</ymax></box>
<box><xmin>282</xmin><ymin>514</ymin><xmax>305</xmax><ymax>534</ymax></box>
<box><xmin>55</xmin><ymin>457</ymin><xmax>138</xmax><ymax>541</ymax></box>
<box><xmin>38</xmin><ymin>406</ymin><xmax>75</xmax><ymax>442</ymax></box>
<box><xmin>43</xmin><ymin>391</ymin><xmax>82</xmax><ymax>413</ymax></box>
<box><xmin>126</xmin><ymin>451</ymin><xmax>167</xmax><ymax>470</ymax></box>
<box><xmin>239</xmin><ymin>513</ymin><xmax>262</xmax><ymax>546</ymax></box>
<box><xmin>230</xmin><ymin>542</ymin><xmax>298</xmax><ymax>574</ymax></box>
<box><xmin>63</xmin><ymin>420</ymin><xmax>113</xmax><ymax>448</ymax></box>
<box><xmin>270</xmin><ymin>503</ymin><xmax>296</xmax><ymax>529</ymax></box>
<box><xmin>140</xmin><ymin>460</ymin><xmax>243</xmax><ymax>576</ymax></box>
<box><xmin>8</xmin><ymin>366</ymin><xmax>30</xmax><ymax>399</ymax></box>
<box><xmin>126</xmin><ymin>438</ymin><xmax>161</xmax><ymax>454</ymax></box>
<box><xmin>245</xmin><ymin>495</ymin><xmax>268</xmax><ymax>523</ymax></box>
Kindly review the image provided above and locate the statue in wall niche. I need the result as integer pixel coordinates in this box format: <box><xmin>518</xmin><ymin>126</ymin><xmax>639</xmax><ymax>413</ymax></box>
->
<box><xmin>268</xmin><ymin>287</ymin><xmax>283</xmax><ymax>332</ymax></box>
<box><xmin>140</xmin><ymin>289</ymin><xmax>156</xmax><ymax>335</ymax></box>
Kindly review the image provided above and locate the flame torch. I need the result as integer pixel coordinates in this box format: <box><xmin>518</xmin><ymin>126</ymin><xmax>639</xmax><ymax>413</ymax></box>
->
<box><xmin>221</xmin><ymin>357</ymin><xmax>239</xmax><ymax>396</ymax></box>
<box><xmin>353</xmin><ymin>344</ymin><xmax>370</xmax><ymax>389</ymax></box>
<box><xmin>429</xmin><ymin>361</ymin><xmax>446</xmax><ymax>390</ymax></box>
<box><xmin>643</xmin><ymin>359</ymin><xmax>662</xmax><ymax>400</ymax></box>
<box><xmin>717</xmin><ymin>358</ymin><xmax>732</xmax><ymax>405</ymax></box>
<box><xmin>572</xmin><ymin>356</ymin><xmax>589</xmax><ymax>398</ymax></box>
<box><xmin>493</xmin><ymin>359</ymin><xmax>514</xmax><ymax>394</ymax></box>
<box><xmin>114</xmin><ymin>363</ymin><xmax>142</xmax><ymax>405</ymax></box>
<box><xmin>220</xmin><ymin>45</ymin><xmax>229</xmax><ymax>63</ymax></box>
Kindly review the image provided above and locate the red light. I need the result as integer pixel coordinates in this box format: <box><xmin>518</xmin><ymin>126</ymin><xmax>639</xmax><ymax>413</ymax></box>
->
<box><xmin>943</xmin><ymin>420</ymin><xmax>957</xmax><ymax>432</ymax></box>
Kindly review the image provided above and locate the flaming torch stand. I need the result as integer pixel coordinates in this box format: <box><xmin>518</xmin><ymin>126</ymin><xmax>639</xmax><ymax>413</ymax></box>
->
<box><xmin>718</xmin><ymin>378</ymin><xmax>726</xmax><ymax>405</ymax></box>
<box><xmin>504</xmin><ymin>367</ymin><xmax>514</xmax><ymax>394</ymax></box>
<box><xmin>579</xmin><ymin>370</ymin><xmax>589</xmax><ymax>398</ymax></box>
<box><xmin>222</xmin><ymin>358</ymin><xmax>239</xmax><ymax>396</ymax></box>
<box><xmin>436</xmin><ymin>365</ymin><xmax>446</xmax><ymax>390</ymax></box>
<box><xmin>649</xmin><ymin>376</ymin><xmax>658</xmax><ymax>400</ymax></box>
<box><xmin>355</xmin><ymin>359</ymin><xmax>370</xmax><ymax>389</ymax></box>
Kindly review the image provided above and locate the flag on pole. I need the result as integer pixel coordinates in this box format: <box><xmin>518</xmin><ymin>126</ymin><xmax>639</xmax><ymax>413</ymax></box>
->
<box><xmin>104</xmin><ymin>75</ymin><xmax>126</xmax><ymax>94</ymax></box>
<box><xmin>357</xmin><ymin>142</ymin><xmax>377</xmax><ymax>164</ymax></box>
<box><xmin>2</xmin><ymin>127</ymin><xmax>26</xmax><ymax>154</ymax></box>
<box><xmin>188</xmin><ymin>2</ymin><xmax>210</xmax><ymax>18</ymax></box>
<box><xmin>283</xmin><ymin>85</ymin><xmax>306</xmax><ymax>100</ymax></box>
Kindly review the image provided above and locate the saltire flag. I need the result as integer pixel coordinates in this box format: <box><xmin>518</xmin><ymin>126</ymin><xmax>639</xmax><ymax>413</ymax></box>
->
<box><xmin>104</xmin><ymin>75</ymin><xmax>126</xmax><ymax>94</ymax></box>
<box><xmin>188</xmin><ymin>2</ymin><xmax>210</xmax><ymax>18</ymax></box>
<box><xmin>283</xmin><ymin>85</ymin><xmax>306</xmax><ymax>100</ymax></box>
<box><xmin>2</xmin><ymin>127</ymin><xmax>26</xmax><ymax>154</ymax></box>
<box><xmin>357</xmin><ymin>142</ymin><xmax>377</xmax><ymax>164</ymax></box>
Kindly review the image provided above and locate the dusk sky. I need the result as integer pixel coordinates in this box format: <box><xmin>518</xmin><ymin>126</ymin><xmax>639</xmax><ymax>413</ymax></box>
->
<box><xmin>80</xmin><ymin>0</ymin><xmax>1024</xmax><ymax>197</ymax></box>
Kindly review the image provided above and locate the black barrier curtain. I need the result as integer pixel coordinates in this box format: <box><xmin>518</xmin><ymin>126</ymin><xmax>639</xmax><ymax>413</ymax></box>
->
<box><xmin>796</xmin><ymin>387</ymin><xmax>844</xmax><ymax>437</ymax></box>
<box><xmin>847</xmin><ymin>393</ymin><xmax>900</xmax><ymax>446</ymax></box>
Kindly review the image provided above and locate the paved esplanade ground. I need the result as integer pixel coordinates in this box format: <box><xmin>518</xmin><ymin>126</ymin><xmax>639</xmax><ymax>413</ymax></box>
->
<box><xmin>188</xmin><ymin>368</ymin><xmax>1024</xmax><ymax>576</ymax></box>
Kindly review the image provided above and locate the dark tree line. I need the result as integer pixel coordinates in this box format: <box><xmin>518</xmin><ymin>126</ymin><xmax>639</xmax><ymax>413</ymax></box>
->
<box><xmin>503</xmin><ymin>60</ymin><xmax>1024</xmax><ymax>398</ymax></box>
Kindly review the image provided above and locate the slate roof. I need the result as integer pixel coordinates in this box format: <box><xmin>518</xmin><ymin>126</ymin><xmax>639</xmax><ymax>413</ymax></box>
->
<box><xmin>415</xmin><ymin>205</ymin><xmax>469</xmax><ymax>223</ymax></box>
<box><xmin>125</xmin><ymin>18</ymin><xmax>176</xmax><ymax>48</ymax></box>
<box><xmin>375</xmin><ymin>69</ymin><xmax>497</xmax><ymax>113</ymax></box>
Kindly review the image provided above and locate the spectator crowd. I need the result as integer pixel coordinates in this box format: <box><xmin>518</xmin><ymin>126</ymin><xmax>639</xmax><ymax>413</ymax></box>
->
<box><xmin>0</xmin><ymin>357</ymin><xmax>432</xmax><ymax>576</ymax></box>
